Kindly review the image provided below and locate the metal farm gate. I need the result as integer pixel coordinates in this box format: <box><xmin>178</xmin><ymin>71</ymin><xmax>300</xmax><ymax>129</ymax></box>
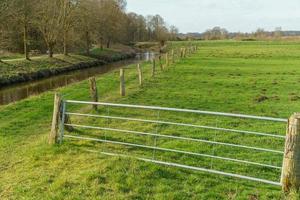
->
<box><xmin>53</xmin><ymin>99</ymin><xmax>289</xmax><ymax>187</ymax></box>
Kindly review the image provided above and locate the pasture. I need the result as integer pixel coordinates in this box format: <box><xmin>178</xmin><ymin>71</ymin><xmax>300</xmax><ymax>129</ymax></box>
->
<box><xmin>1</xmin><ymin>41</ymin><xmax>300</xmax><ymax>199</ymax></box>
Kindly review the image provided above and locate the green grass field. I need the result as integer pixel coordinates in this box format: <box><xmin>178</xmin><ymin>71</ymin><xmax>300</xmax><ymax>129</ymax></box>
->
<box><xmin>1</xmin><ymin>40</ymin><xmax>300</xmax><ymax>199</ymax></box>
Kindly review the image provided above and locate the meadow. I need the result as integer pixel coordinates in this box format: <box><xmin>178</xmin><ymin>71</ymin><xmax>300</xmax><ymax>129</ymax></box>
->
<box><xmin>1</xmin><ymin>40</ymin><xmax>300</xmax><ymax>199</ymax></box>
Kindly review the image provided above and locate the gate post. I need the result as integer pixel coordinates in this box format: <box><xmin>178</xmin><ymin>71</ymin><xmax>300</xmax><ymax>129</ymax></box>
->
<box><xmin>282</xmin><ymin>113</ymin><xmax>300</xmax><ymax>192</ymax></box>
<box><xmin>49</xmin><ymin>93</ymin><xmax>62</xmax><ymax>144</ymax></box>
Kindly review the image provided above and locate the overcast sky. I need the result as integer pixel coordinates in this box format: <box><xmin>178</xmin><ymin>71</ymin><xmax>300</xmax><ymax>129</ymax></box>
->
<box><xmin>126</xmin><ymin>0</ymin><xmax>300</xmax><ymax>33</ymax></box>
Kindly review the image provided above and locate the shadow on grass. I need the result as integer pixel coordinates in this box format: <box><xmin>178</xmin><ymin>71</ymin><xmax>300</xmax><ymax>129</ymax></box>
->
<box><xmin>52</xmin><ymin>57</ymin><xmax>74</xmax><ymax>65</ymax></box>
<box><xmin>68</xmin><ymin>54</ymin><xmax>87</xmax><ymax>62</ymax></box>
<box><xmin>0</xmin><ymin>60</ymin><xmax>14</xmax><ymax>66</ymax></box>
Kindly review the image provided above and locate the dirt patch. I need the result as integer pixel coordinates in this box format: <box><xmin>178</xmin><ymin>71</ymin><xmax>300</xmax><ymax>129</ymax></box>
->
<box><xmin>272</xmin><ymin>80</ymin><xmax>278</xmax><ymax>85</ymax></box>
<box><xmin>271</xmin><ymin>96</ymin><xmax>280</xmax><ymax>101</ymax></box>
<box><xmin>290</xmin><ymin>95</ymin><xmax>300</xmax><ymax>101</ymax></box>
<box><xmin>261</xmin><ymin>88</ymin><xmax>267</xmax><ymax>93</ymax></box>
<box><xmin>255</xmin><ymin>95</ymin><xmax>269</xmax><ymax>103</ymax></box>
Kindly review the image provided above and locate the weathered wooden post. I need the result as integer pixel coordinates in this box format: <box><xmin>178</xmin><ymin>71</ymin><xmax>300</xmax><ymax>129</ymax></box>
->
<box><xmin>120</xmin><ymin>68</ymin><xmax>125</xmax><ymax>96</ymax></box>
<box><xmin>282</xmin><ymin>113</ymin><xmax>300</xmax><ymax>192</ymax></box>
<box><xmin>171</xmin><ymin>49</ymin><xmax>175</xmax><ymax>63</ymax></box>
<box><xmin>137</xmin><ymin>64</ymin><xmax>142</xmax><ymax>86</ymax></box>
<box><xmin>49</xmin><ymin>93</ymin><xmax>62</xmax><ymax>144</ymax></box>
<box><xmin>159</xmin><ymin>54</ymin><xmax>163</xmax><ymax>71</ymax></box>
<box><xmin>152</xmin><ymin>58</ymin><xmax>156</xmax><ymax>77</ymax></box>
<box><xmin>165</xmin><ymin>53</ymin><xmax>169</xmax><ymax>67</ymax></box>
<box><xmin>89</xmin><ymin>77</ymin><xmax>98</xmax><ymax>110</ymax></box>
<box><xmin>180</xmin><ymin>48</ymin><xmax>183</xmax><ymax>58</ymax></box>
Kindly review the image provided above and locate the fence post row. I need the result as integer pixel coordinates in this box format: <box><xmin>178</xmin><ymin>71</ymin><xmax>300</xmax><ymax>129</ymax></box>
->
<box><xmin>89</xmin><ymin>77</ymin><xmax>98</xmax><ymax>110</ymax></box>
<box><xmin>120</xmin><ymin>68</ymin><xmax>125</xmax><ymax>96</ymax></box>
<box><xmin>282</xmin><ymin>113</ymin><xmax>300</xmax><ymax>192</ymax></box>
<box><xmin>137</xmin><ymin>64</ymin><xmax>143</xmax><ymax>86</ymax></box>
<box><xmin>49</xmin><ymin>93</ymin><xmax>62</xmax><ymax>144</ymax></box>
<box><xmin>48</xmin><ymin>46</ymin><xmax>189</xmax><ymax>144</ymax></box>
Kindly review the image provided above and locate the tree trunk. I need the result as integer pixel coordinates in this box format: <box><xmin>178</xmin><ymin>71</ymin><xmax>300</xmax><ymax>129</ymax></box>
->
<box><xmin>85</xmin><ymin>31</ymin><xmax>90</xmax><ymax>55</ymax></box>
<box><xmin>24</xmin><ymin>23</ymin><xmax>29</xmax><ymax>60</ymax></box>
<box><xmin>49</xmin><ymin>45</ymin><xmax>54</xmax><ymax>58</ymax></box>
<box><xmin>63</xmin><ymin>30</ymin><xmax>68</xmax><ymax>56</ymax></box>
<box><xmin>106</xmin><ymin>39</ymin><xmax>111</xmax><ymax>48</ymax></box>
<box><xmin>100</xmin><ymin>37</ymin><xmax>103</xmax><ymax>50</ymax></box>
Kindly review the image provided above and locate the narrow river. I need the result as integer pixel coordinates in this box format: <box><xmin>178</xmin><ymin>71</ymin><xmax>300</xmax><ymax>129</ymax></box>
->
<box><xmin>0</xmin><ymin>52</ymin><xmax>155</xmax><ymax>106</ymax></box>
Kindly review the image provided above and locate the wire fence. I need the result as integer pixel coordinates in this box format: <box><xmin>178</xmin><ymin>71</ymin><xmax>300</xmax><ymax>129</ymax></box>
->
<box><xmin>61</xmin><ymin>100</ymin><xmax>287</xmax><ymax>186</ymax></box>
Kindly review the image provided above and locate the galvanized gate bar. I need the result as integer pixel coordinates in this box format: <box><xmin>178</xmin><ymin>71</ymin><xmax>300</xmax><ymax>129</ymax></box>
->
<box><xmin>65</xmin><ymin>123</ymin><xmax>284</xmax><ymax>154</ymax></box>
<box><xmin>87</xmin><ymin>150</ymin><xmax>282</xmax><ymax>186</ymax></box>
<box><xmin>78</xmin><ymin>149</ymin><xmax>282</xmax><ymax>186</ymax></box>
<box><xmin>65</xmin><ymin>100</ymin><xmax>287</xmax><ymax>122</ymax></box>
<box><xmin>64</xmin><ymin>133</ymin><xmax>281</xmax><ymax>169</ymax></box>
<box><xmin>66</xmin><ymin>112</ymin><xmax>285</xmax><ymax>139</ymax></box>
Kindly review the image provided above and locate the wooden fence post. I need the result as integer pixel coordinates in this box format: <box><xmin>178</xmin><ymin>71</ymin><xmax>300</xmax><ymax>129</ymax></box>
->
<box><xmin>180</xmin><ymin>48</ymin><xmax>183</xmax><ymax>58</ymax></box>
<box><xmin>137</xmin><ymin>64</ymin><xmax>142</xmax><ymax>86</ymax></box>
<box><xmin>172</xmin><ymin>49</ymin><xmax>175</xmax><ymax>63</ymax></box>
<box><xmin>165</xmin><ymin>53</ymin><xmax>169</xmax><ymax>67</ymax></box>
<box><xmin>120</xmin><ymin>68</ymin><xmax>125</xmax><ymax>96</ymax></box>
<box><xmin>152</xmin><ymin>58</ymin><xmax>156</xmax><ymax>77</ymax></box>
<box><xmin>49</xmin><ymin>93</ymin><xmax>62</xmax><ymax>144</ymax></box>
<box><xmin>89</xmin><ymin>77</ymin><xmax>98</xmax><ymax>110</ymax></box>
<box><xmin>159</xmin><ymin>54</ymin><xmax>163</xmax><ymax>71</ymax></box>
<box><xmin>282</xmin><ymin>113</ymin><xmax>300</xmax><ymax>192</ymax></box>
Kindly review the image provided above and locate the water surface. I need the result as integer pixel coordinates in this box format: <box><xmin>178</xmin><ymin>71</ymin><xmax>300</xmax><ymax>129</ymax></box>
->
<box><xmin>0</xmin><ymin>52</ymin><xmax>155</xmax><ymax>105</ymax></box>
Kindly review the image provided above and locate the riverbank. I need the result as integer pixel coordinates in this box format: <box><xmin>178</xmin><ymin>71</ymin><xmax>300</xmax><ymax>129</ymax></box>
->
<box><xmin>0</xmin><ymin>48</ymin><xmax>136</xmax><ymax>87</ymax></box>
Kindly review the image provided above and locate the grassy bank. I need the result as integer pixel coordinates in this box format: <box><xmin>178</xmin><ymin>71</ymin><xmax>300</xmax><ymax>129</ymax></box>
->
<box><xmin>1</xmin><ymin>41</ymin><xmax>300</xmax><ymax>199</ymax></box>
<box><xmin>0</xmin><ymin>48</ymin><xmax>136</xmax><ymax>87</ymax></box>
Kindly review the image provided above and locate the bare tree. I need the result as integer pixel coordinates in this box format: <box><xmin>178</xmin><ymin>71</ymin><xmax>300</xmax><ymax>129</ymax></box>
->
<box><xmin>35</xmin><ymin>0</ymin><xmax>63</xmax><ymax>58</ymax></box>
<box><xmin>76</xmin><ymin>0</ymin><xmax>98</xmax><ymax>55</ymax></box>
<box><xmin>147</xmin><ymin>15</ymin><xmax>170</xmax><ymax>46</ymax></box>
<box><xmin>169</xmin><ymin>25</ymin><xmax>179</xmax><ymax>41</ymax></box>
<box><xmin>254</xmin><ymin>28</ymin><xmax>266</xmax><ymax>40</ymax></box>
<box><xmin>203</xmin><ymin>27</ymin><xmax>228</xmax><ymax>40</ymax></box>
<box><xmin>97</xmin><ymin>0</ymin><xmax>126</xmax><ymax>48</ymax></box>
<box><xmin>0</xmin><ymin>0</ymin><xmax>177</xmax><ymax>57</ymax></box>
<box><xmin>61</xmin><ymin>0</ymin><xmax>78</xmax><ymax>55</ymax></box>
<box><xmin>274</xmin><ymin>27</ymin><xmax>282</xmax><ymax>39</ymax></box>
<box><xmin>3</xmin><ymin>0</ymin><xmax>37</xmax><ymax>60</ymax></box>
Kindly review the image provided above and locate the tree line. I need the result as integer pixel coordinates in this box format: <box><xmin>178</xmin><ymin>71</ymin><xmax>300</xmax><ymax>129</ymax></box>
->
<box><xmin>0</xmin><ymin>0</ymin><xmax>179</xmax><ymax>59</ymax></box>
<box><xmin>183</xmin><ymin>26</ymin><xmax>284</xmax><ymax>41</ymax></box>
